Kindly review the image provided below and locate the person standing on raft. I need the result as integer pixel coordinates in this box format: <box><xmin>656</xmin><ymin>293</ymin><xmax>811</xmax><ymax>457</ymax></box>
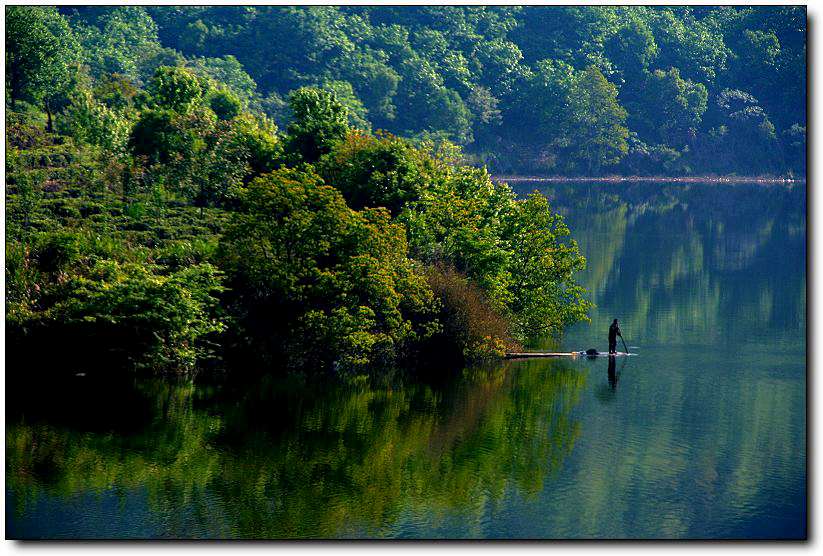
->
<box><xmin>608</xmin><ymin>319</ymin><xmax>623</xmax><ymax>355</ymax></box>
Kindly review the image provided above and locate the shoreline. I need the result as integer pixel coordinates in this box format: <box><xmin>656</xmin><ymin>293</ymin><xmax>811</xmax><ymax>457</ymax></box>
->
<box><xmin>491</xmin><ymin>175</ymin><xmax>804</xmax><ymax>184</ymax></box>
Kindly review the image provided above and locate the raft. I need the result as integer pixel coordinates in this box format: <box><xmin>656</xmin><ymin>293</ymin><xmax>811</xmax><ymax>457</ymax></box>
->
<box><xmin>504</xmin><ymin>351</ymin><xmax>633</xmax><ymax>359</ymax></box>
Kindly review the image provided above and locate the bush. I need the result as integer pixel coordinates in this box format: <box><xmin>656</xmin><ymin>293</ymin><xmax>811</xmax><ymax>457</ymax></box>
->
<box><xmin>5</xmin><ymin>109</ymin><xmax>50</xmax><ymax>149</ymax></box>
<box><xmin>5</xmin><ymin>241</ymin><xmax>40</xmax><ymax>313</ymax></box>
<box><xmin>35</xmin><ymin>231</ymin><xmax>82</xmax><ymax>273</ymax></box>
<box><xmin>8</xmin><ymin>259</ymin><xmax>225</xmax><ymax>371</ymax></box>
<box><xmin>425</xmin><ymin>265</ymin><xmax>519</xmax><ymax>362</ymax></box>
<box><xmin>154</xmin><ymin>239</ymin><xmax>217</xmax><ymax>271</ymax></box>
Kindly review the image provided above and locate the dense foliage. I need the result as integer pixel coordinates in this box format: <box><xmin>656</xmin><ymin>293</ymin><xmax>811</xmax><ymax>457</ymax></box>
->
<box><xmin>5</xmin><ymin>5</ymin><xmax>805</xmax><ymax>377</ymax></box>
<box><xmin>218</xmin><ymin>168</ymin><xmax>437</xmax><ymax>373</ymax></box>
<box><xmin>6</xmin><ymin>5</ymin><xmax>598</xmax><ymax>377</ymax></box>
<box><xmin>40</xmin><ymin>4</ymin><xmax>808</xmax><ymax>177</ymax></box>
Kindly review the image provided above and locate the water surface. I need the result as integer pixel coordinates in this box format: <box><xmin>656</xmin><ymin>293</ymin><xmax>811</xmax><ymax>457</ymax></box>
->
<box><xmin>6</xmin><ymin>181</ymin><xmax>806</xmax><ymax>539</ymax></box>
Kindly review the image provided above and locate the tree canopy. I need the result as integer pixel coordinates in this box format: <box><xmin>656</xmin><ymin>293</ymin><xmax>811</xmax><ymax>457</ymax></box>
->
<box><xmin>6</xmin><ymin>6</ymin><xmax>81</xmax><ymax>130</ymax></box>
<box><xmin>7</xmin><ymin>5</ymin><xmax>807</xmax><ymax>175</ymax></box>
<box><xmin>4</xmin><ymin>5</ymin><xmax>806</xmax><ymax>377</ymax></box>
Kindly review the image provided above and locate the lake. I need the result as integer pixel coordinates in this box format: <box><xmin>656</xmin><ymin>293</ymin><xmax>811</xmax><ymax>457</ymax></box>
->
<box><xmin>5</xmin><ymin>180</ymin><xmax>806</xmax><ymax>539</ymax></box>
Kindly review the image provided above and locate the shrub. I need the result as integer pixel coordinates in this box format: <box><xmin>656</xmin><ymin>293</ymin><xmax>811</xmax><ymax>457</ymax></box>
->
<box><xmin>5</xmin><ymin>110</ymin><xmax>50</xmax><ymax>149</ymax></box>
<box><xmin>8</xmin><ymin>259</ymin><xmax>225</xmax><ymax>371</ymax></box>
<box><xmin>8</xmin><ymin>169</ymin><xmax>46</xmax><ymax>231</ymax></box>
<box><xmin>35</xmin><ymin>231</ymin><xmax>82</xmax><ymax>273</ymax></box>
<box><xmin>425</xmin><ymin>265</ymin><xmax>519</xmax><ymax>362</ymax></box>
<box><xmin>5</xmin><ymin>241</ymin><xmax>40</xmax><ymax>314</ymax></box>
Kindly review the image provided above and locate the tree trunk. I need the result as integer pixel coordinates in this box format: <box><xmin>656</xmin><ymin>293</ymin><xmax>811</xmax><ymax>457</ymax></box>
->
<box><xmin>45</xmin><ymin>100</ymin><xmax>53</xmax><ymax>133</ymax></box>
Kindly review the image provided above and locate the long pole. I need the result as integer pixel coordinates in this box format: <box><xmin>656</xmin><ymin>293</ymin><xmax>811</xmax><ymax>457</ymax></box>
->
<box><xmin>620</xmin><ymin>335</ymin><xmax>629</xmax><ymax>354</ymax></box>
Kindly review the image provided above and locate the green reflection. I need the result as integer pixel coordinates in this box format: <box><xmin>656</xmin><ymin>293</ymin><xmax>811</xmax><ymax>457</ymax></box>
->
<box><xmin>530</xmin><ymin>182</ymin><xmax>806</xmax><ymax>350</ymax></box>
<box><xmin>504</xmin><ymin>180</ymin><xmax>806</xmax><ymax>539</ymax></box>
<box><xmin>7</xmin><ymin>181</ymin><xmax>805</xmax><ymax>539</ymax></box>
<box><xmin>7</xmin><ymin>360</ymin><xmax>585</xmax><ymax>538</ymax></box>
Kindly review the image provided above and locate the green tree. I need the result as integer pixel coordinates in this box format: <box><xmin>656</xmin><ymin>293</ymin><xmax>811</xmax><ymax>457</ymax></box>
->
<box><xmin>318</xmin><ymin>131</ymin><xmax>432</xmax><ymax>215</ymax></box>
<box><xmin>191</xmin><ymin>55</ymin><xmax>257</xmax><ymax>102</ymax></box>
<box><xmin>315</xmin><ymin>80</ymin><xmax>370</xmax><ymax>129</ymax></box>
<box><xmin>394</xmin><ymin>56</ymin><xmax>473</xmax><ymax>144</ymax></box>
<box><xmin>393</xmin><ymin>144</ymin><xmax>591</xmax><ymax>341</ymax></box>
<box><xmin>284</xmin><ymin>87</ymin><xmax>350</xmax><ymax>163</ymax></box>
<box><xmin>782</xmin><ymin>124</ymin><xmax>805</xmax><ymax>177</ymax></box>
<box><xmin>506</xmin><ymin>61</ymin><xmax>628</xmax><ymax>174</ymax></box>
<box><xmin>512</xmin><ymin>6</ymin><xmax>618</xmax><ymax>68</ymax></box>
<box><xmin>132</xmin><ymin>5</ymin><xmax>805</xmax><ymax>176</ymax></box>
<box><xmin>566</xmin><ymin>65</ymin><xmax>629</xmax><ymax>173</ymax></box>
<box><xmin>648</xmin><ymin>7</ymin><xmax>730</xmax><ymax>84</ymax></box>
<box><xmin>337</xmin><ymin>49</ymin><xmax>400</xmax><ymax>125</ymax></box>
<box><xmin>70</xmin><ymin>7</ymin><xmax>161</xmax><ymax>81</ymax></box>
<box><xmin>5</xmin><ymin>6</ymin><xmax>80</xmax><ymax>131</ymax></box>
<box><xmin>8</xmin><ymin>257</ymin><xmax>225</xmax><ymax>370</ymax></box>
<box><xmin>189</xmin><ymin>114</ymin><xmax>281</xmax><ymax>209</ymax></box>
<box><xmin>209</xmin><ymin>88</ymin><xmax>243</xmax><ymax>121</ymax></box>
<box><xmin>507</xmin><ymin>59</ymin><xmax>576</xmax><ymax>162</ymax></box>
<box><xmin>58</xmin><ymin>90</ymin><xmax>132</xmax><ymax>152</ymax></box>
<box><xmin>129</xmin><ymin>109</ymin><xmax>191</xmax><ymax>164</ymax></box>
<box><xmin>502</xmin><ymin>192</ymin><xmax>591</xmax><ymax>337</ymax></box>
<box><xmin>473</xmin><ymin>39</ymin><xmax>527</xmax><ymax>98</ymax></box>
<box><xmin>710</xmin><ymin>88</ymin><xmax>779</xmax><ymax>172</ymax></box>
<box><xmin>638</xmin><ymin>67</ymin><xmax>708</xmax><ymax>146</ymax></box>
<box><xmin>93</xmin><ymin>73</ymin><xmax>139</xmax><ymax>111</ymax></box>
<box><xmin>221</xmin><ymin>6</ymin><xmax>356</xmax><ymax>92</ymax></box>
<box><xmin>604</xmin><ymin>11</ymin><xmax>658</xmax><ymax>84</ymax></box>
<box><xmin>219</xmin><ymin>168</ymin><xmax>434</xmax><ymax>373</ymax></box>
<box><xmin>147</xmin><ymin>66</ymin><xmax>203</xmax><ymax>113</ymax></box>
<box><xmin>467</xmin><ymin>86</ymin><xmax>502</xmax><ymax>127</ymax></box>
<box><xmin>230</xmin><ymin>115</ymin><xmax>282</xmax><ymax>176</ymax></box>
<box><xmin>427</xmin><ymin>88</ymin><xmax>474</xmax><ymax>144</ymax></box>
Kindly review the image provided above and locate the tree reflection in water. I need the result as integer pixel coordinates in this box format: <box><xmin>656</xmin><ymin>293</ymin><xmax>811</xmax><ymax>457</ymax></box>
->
<box><xmin>7</xmin><ymin>359</ymin><xmax>586</xmax><ymax>538</ymax></box>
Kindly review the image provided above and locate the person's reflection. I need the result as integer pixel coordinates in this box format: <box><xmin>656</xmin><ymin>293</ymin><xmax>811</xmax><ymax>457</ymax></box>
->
<box><xmin>608</xmin><ymin>355</ymin><xmax>618</xmax><ymax>390</ymax></box>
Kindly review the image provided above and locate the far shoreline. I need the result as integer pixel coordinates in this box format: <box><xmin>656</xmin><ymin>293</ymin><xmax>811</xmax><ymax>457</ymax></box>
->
<box><xmin>491</xmin><ymin>175</ymin><xmax>805</xmax><ymax>184</ymax></box>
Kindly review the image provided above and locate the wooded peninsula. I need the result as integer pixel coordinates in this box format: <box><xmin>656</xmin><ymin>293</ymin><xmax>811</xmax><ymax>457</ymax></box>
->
<box><xmin>5</xmin><ymin>6</ymin><xmax>805</xmax><ymax>378</ymax></box>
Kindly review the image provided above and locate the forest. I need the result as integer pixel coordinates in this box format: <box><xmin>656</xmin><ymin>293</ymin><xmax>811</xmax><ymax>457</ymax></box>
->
<box><xmin>4</xmin><ymin>5</ymin><xmax>805</xmax><ymax>378</ymax></box>
<box><xmin>8</xmin><ymin>6</ymin><xmax>806</xmax><ymax>176</ymax></box>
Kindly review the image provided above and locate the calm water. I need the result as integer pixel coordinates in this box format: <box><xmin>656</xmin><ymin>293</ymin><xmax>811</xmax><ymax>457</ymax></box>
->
<box><xmin>6</xmin><ymin>181</ymin><xmax>806</xmax><ymax>539</ymax></box>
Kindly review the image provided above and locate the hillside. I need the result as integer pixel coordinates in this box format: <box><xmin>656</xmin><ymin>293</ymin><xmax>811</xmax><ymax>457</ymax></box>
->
<box><xmin>41</xmin><ymin>5</ymin><xmax>809</xmax><ymax>176</ymax></box>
